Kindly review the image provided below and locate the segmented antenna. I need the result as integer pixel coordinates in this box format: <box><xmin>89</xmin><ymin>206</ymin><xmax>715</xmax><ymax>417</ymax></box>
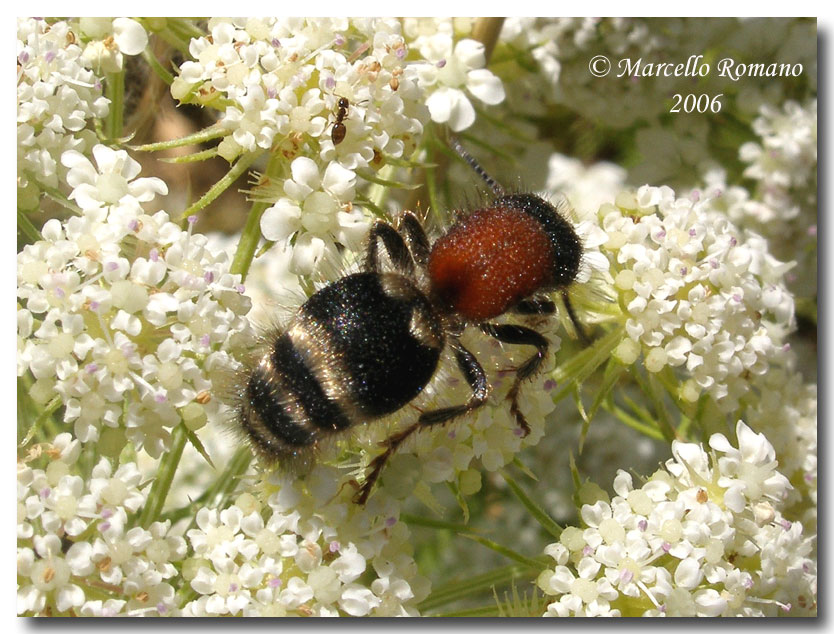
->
<box><xmin>449</xmin><ymin>137</ymin><xmax>504</xmax><ymax>196</ymax></box>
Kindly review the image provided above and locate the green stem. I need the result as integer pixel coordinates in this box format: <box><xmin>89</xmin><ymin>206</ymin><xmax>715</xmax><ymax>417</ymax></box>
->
<box><xmin>105</xmin><ymin>70</ymin><xmax>125</xmax><ymax>140</ymax></box>
<box><xmin>431</xmin><ymin>605</ymin><xmax>502</xmax><ymax>617</ymax></box>
<box><xmin>138</xmin><ymin>423</ymin><xmax>187</xmax><ymax>527</ymax></box>
<box><xmin>180</xmin><ymin>148</ymin><xmax>264</xmax><ymax>221</ymax></box>
<box><xmin>134</xmin><ymin>124</ymin><xmax>229</xmax><ymax>153</ymax></box>
<box><xmin>230</xmin><ymin>148</ymin><xmax>292</xmax><ymax>279</ymax></box>
<box><xmin>604</xmin><ymin>401</ymin><xmax>665</xmax><ymax>441</ymax></box>
<box><xmin>400</xmin><ymin>513</ymin><xmax>475</xmax><ymax>534</ymax></box>
<box><xmin>161</xmin><ymin>148</ymin><xmax>219</xmax><ymax>164</ymax></box>
<box><xmin>461</xmin><ymin>534</ymin><xmax>548</xmax><ymax>571</ymax></box>
<box><xmin>141</xmin><ymin>48</ymin><xmax>174</xmax><ymax>85</ymax></box>
<box><xmin>230</xmin><ymin>200</ymin><xmax>268</xmax><ymax>280</ymax></box>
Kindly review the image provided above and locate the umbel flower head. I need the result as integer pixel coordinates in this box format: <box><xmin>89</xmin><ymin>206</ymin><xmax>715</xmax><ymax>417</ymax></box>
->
<box><xmin>17</xmin><ymin>146</ymin><xmax>253</xmax><ymax>456</ymax></box>
<box><xmin>538</xmin><ymin>421</ymin><xmax>816</xmax><ymax>616</ymax></box>
<box><xmin>600</xmin><ymin>185</ymin><xmax>795</xmax><ymax>412</ymax></box>
<box><xmin>17</xmin><ymin>18</ymin><xmax>109</xmax><ymax>210</ymax></box>
<box><xmin>17</xmin><ymin>434</ymin><xmax>187</xmax><ymax>616</ymax></box>
<box><xmin>180</xmin><ymin>466</ymin><xmax>429</xmax><ymax>616</ymax></box>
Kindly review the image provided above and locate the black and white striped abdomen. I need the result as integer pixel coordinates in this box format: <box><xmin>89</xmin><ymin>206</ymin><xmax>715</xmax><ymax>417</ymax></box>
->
<box><xmin>237</xmin><ymin>272</ymin><xmax>445</xmax><ymax>462</ymax></box>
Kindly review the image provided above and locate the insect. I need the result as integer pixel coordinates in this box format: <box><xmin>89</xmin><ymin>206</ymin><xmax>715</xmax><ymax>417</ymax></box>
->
<box><xmin>233</xmin><ymin>140</ymin><xmax>585</xmax><ymax>504</ymax></box>
<box><xmin>234</xmin><ymin>212</ymin><xmax>488</xmax><ymax>504</ymax></box>
<box><xmin>331</xmin><ymin>96</ymin><xmax>350</xmax><ymax>145</ymax></box>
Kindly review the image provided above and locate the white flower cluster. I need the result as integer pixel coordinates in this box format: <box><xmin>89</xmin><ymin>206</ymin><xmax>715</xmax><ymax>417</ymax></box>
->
<box><xmin>495</xmin><ymin>19</ymin><xmax>816</xmax><ymax>190</ymax></box>
<box><xmin>17</xmin><ymin>434</ymin><xmax>186</xmax><ymax>616</ymax></box>
<box><xmin>696</xmin><ymin>101</ymin><xmax>817</xmax><ymax>283</ymax></box>
<box><xmin>403</xmin><ymin>18</ymin><xmax>505</xmax><ymax>131</ymax></box>
<box><xmin>174</xmin><ymin>18</ymin><xmax>506</xmax><ymax>280</ymax></box>
<box><xmin>180</xmin><ymin>467</ymin><xmax>428</xmax><ymax>616</ymax></box>
<box><xmin>17</xmin><ymin>145</ymin><xmax>253</xmax><ymax>457</ymax></box>
<box><xmin>737</xmin><ymin>99</ymin><xmax>817</xmax><ymax>296</ymax></box>
<box><xmin>172</xmin><ymin>17</ymin><xmax>427</xmax><ymax>165</ymax></box>
<box><xmin>537</xmin><ymin>421</ymin><xmax>816</xmax><ymax>616</ymax></box>
<box><xmin>743</xmin><ymin>354</ymin><xmax>817</xmax><ymax>529</ymax></box>
<box><xmin>365</xmin><ymin>339</ymin><xmax>560</xmax><ymax>503</ymax></box>
<box><xmin>740</xmin><ymin>100</ymin><xmax>817</xmax><ymax>215</ymax></box>
<box><xmin>17</xmin><ymin>18</ymin><xmax>109</xmax><ymax>209</ymax></box>
<box><xmin>259</xmin><ymin>156</ymin><xmax>369</xmax><ymax>278</ymax></box>
<box><xmin>600</xmin><ymin>185</ymin><xmax>795</xmax><ymax>412</ymax></box>
<box><xmin>77</xmin><ymin>17</ymin><xmax>148</xmax><ymax>74</ymax></box>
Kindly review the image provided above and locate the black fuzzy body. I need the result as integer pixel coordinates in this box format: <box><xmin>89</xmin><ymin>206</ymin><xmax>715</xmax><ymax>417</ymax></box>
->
<box><xmin>237</xmin><ymin>272</ymin><xmax>444</xmax><ymax>462</ymax></box>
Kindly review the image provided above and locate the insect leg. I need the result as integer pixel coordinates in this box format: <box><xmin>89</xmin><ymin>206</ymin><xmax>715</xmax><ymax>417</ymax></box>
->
<box><xmin>354</xmin><ymin>340</ymin><xmax>490</xmax><ymax>504</ymax></box>
<box><xmin>561</xmin><ymin>290</ymin><xmax>589</xmax><ymax>344</ymax></box>
<box><xmin>512</xmin><ymin>297</ymin><xmax>556</xmax><ymax>316</ymax></box>
<box><xmin>398</xmin><ymin>211</ymin><xmax>431</xmax><ymax>271</ymax></box>
<box><xmin>364</xmin><ymin>221</ymin><xmax>416</xmax><ymax>276</ymax></box>
<box><xmin>480</xmin><ymin>323</ymin><xmax>550</xmax><ymax>437</ymax></box>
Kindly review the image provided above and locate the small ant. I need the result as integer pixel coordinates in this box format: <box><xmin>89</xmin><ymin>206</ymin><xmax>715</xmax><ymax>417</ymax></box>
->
<box><xmin>331</xmin><ymin>96</ymin><xmax>349</xmax><ymax>145</ymax></box>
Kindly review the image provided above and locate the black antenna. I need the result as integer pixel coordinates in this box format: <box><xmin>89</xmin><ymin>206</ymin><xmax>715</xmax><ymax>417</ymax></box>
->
<box><xmin>449</xmin><ymin>136</ymin><xmax>504</xmax><ymax>196</ymax></box>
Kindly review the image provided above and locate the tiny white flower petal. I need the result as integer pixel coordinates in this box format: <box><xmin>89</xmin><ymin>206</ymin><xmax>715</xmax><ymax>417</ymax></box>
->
<box><xmin>426</xmin><ymin>87</ymin><xmax>475</xmax><ymax>131</ymax></box>
<box><xmin>56</xmin><ymin>584</ymin><xmax>86</xmax><ymax>612</ymax></box>
<box><xmin>466</xmin><ymin>69</ymin><xmax>505</xmax><ymax>105</ymax></box>
<box><xmin>112</xmin><ymin>18</ymin><xmax>148</xmax><ymax>56</ymax></box>
<box><xmin>674</xmin><ymin>557</ymin><xmax>703</xmax><ymax>589</ymax></box>
<box><xmin>453</xmin><ymin>39</ymin><xmax>486</xmax><ymax>69</ymax></box>
<box><xmin>287</xmin><ymin>157</ymin><xmax>321</xmax><ymax>194</ymax></box>
<box><xmin>260</xmin><ymin>200</ymin><xmax>302</xmax><ymax>242</ymax></box>
<box><xmin>322</xmin><ymin>162</ymin><xmax>355</xmax><ymax>200</ymax></box>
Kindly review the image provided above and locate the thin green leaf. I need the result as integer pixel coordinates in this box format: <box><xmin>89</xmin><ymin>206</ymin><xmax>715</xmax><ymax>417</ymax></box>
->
<box><xmin>494</xmin><ymin>581</ymin><xmax>545</xmax><ymax>617</ymax></box>
<box><xmin>353</xmin><ymin>194</ymin><xmax>389</xmax><ymax>220</ymax></box>
<box><xmin>17</xmin><ymin>208</ymin><xmax>42</xmax><ymax>244</ymax></box>
<box><xmin>185</xmin><ymin>427</ymin><xmax>215</xmax><ymax>469</ymax></box>
<box><xmin>418</xmin><ymin>561</ymin><xmax>542</xmax><ymax>613</ymax></box>
<box><xmin>104</xmin><ymin>70</ymin><xmax>125</xmax><ymax>140</ymax></box>
<box><xmin>446</xmin><ymin>480</ymin><xmax>470</xmax><ymax>524</ymax></box>
<box><xmin>588</xmin><ymin>357</ymin><xmax>625</xmax><ymax>421</ymax></box>
<box><xmin>356</xmin><ymin>168</ymin><xmax>422</xmax><ymax>190</ymax></box>
<box><xmin>41</xmin><ymin>184</ymin><xmax>83</xmax><ymax>215</ymax></box>
<box><xmin>379</xmin><ymin>154</ymin><xmax>438</xmax><ymax>170</ymax></box>
<box><xmin>604</xmin><ymin>401</ymin><xmax>665</xmax><ymax>441</ymax></box>
<box><xmin>138</xmin><ymin>424</ymin><xmax>187</xmax><ymax>527</ymax></box>
<box><xmin>431</xmin><ymin>604</ymin><xmax>502</xmax><ymax>617</ymax></box>
<box><xmin>511</xmin><ymin>456</ymin><xmax>538</xmax><ymax>482</ymax></box>
<box><xmin>400</xmin><ymin>513</ymin><xmax>476</xmax><ymax>534</ymax></box>
<box><xmin>181</xmin><ymin>446</ymin><xmax>253</xmax><ymax>533</ymax></box>
<box><xmin>461</xmin><ymin>534</ymin><xmax>548</xmax><ymax>571</ymax></box>
<box><xmin>638</xmin><ymin>369</ymin><xmax>678</xmax><ymax>443</ymax></box>
<box><xmin>553</xmin><ymin>324</ymin><xmax>624</xmax><ymax>386</ymax></box>
<box><xmin>18</xmin><ymin>382</ymin><xmax>62</xmax><ymax>447</ymax></box>
<box><xmin>569</xmin><ymin>452</ymin><xmax>581</xmax><ymax>492</ymax></box>
<box><xmin>501</xmin><ymin>470</ymin><xmax>562</xmax><ymax>539</ymax></box>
